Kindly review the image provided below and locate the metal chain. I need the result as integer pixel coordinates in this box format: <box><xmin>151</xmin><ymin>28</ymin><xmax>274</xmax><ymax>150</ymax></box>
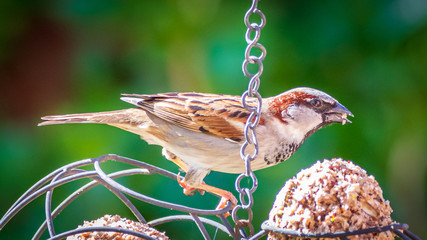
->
<box><xmin>232</xmin><ymin>0</ymin><xmax>266</xmax><ymax>237</ymax></box>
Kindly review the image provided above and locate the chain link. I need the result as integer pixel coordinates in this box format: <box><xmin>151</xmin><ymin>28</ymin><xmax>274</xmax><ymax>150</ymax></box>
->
<box><xmin>232</xmin><ymin>0</ymin><xmax>266</xmax><ymax>237</ymax></box>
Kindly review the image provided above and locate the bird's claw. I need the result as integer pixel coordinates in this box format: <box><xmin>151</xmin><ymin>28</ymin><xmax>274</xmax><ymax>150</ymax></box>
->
<box><xmin>216</xmin><ymin>193</ymin><xmax>238</xmax><ymax>218</ymax></box>
<box><xmin>177</xmin><ymin>173</ymin><xmax>205</xmax><ymax>196</ymax></box>
<box><xmin>176</xmin><ymin>173</ymin><xmax>236</xmax><ymax>218</ymax></box>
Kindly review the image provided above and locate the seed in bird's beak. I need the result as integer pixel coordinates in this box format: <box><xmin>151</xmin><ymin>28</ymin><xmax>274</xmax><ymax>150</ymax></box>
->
<box><xmin>342</xmin><ymin>113</ymin><xmax>347</xmax><ymax>125</ymax></box>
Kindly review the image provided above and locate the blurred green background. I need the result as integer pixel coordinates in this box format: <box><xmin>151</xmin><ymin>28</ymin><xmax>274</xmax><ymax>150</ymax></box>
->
<box><xmin>1</xmin><ymin>0</ymin><xmax>426</xmax><ymax>239</ymax></box>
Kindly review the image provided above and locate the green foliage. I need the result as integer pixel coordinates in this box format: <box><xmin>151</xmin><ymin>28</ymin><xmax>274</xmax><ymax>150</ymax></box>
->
<box><xmin>1</xmin><ymin>0</ymin><xmax>426</xmax><ymax>239</ymax></box>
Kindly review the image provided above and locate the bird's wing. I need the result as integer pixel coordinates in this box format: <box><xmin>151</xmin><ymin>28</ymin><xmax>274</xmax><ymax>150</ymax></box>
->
<box><xmin>121</xmin><ymin>92</ymin><xmax>253</xmax><ymax>142</ymax></box>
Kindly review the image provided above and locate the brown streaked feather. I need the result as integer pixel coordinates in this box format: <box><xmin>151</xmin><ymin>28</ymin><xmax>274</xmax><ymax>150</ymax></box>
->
<box><xmin>38</xmin><ymin>109</ymin><xmax>147</xmax><ymax>126</ymax></box>
<box><xmin>121</xmin><ymin>92</ymin><xmax>259</xmax><ymax>141</ymax></box>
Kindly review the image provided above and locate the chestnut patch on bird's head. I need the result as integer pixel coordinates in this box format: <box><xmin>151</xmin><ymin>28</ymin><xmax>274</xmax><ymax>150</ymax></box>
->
<box><xmin>268</xmin><ymin>91</ymin><xmax>316</xmax><ymax>123</ymax></box>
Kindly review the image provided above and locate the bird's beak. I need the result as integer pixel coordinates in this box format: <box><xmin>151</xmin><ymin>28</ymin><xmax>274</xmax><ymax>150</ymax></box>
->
<box><xmin>324</xmin><ymin>103</ymin><xmax>354</xmax><ymax>125</ymax></box>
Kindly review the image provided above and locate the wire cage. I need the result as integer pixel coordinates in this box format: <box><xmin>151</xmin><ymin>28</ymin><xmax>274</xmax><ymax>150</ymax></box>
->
<box><xmin>0</xmin><ymin>154</ymin><xmax>236</xmax><ymax>239</ymax></box>
<box><xmin>0</xmin><ymin>154</ymin><xmax>421</xmax><ymax>240</ymax></box>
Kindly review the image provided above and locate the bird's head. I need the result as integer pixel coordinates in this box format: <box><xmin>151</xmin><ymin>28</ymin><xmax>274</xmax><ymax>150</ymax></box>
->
<box><xmin>266</xmin><ymin>87</ymin><xmax>353</xmax><ymax>142</ymax></box>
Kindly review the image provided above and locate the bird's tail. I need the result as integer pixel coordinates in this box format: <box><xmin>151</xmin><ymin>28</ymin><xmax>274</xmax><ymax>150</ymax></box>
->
<box><xmin>38</xmin><ymin>108</ymin><xmax>146</xmax><ymax>127</ymax></box>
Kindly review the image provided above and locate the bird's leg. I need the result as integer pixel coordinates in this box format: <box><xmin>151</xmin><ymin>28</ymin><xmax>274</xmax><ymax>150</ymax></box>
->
<box><xmin>162</xmin><ymin>149</ymin><xmax>237</xmax><ymax>212</ymax></box>
<box><xmin>162</xmin><ymin>149</ymin><xmax>204</xmax><ymax>196</ymax></box>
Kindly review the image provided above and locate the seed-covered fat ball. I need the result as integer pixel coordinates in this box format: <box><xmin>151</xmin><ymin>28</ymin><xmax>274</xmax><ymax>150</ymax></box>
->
<box><xmin>66</xmin><ymin>214</ymin><xmax>168</xmax><ymax>240</ymax></box>
<box><xmin>268</xmin><ymin>158</ymin><xmax>394</xmax><ymax>240</ymax></box>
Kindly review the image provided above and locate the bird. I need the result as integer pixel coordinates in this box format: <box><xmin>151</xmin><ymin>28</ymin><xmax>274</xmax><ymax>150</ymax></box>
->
<box><xmin>39</xmin><ymin>87</ymin><xmax>353</xmax><ymax>211</ymax></box>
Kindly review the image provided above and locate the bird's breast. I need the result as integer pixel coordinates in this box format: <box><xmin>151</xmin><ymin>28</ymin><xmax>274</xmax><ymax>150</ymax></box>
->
<box><xmin>260</xmin><ymin>141</ymin><xmax>301</xmax><ymax>167</ymax></box>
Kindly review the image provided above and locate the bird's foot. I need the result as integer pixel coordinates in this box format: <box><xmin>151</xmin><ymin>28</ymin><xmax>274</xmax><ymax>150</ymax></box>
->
<box><xmin>176</xmin><ymin>173</ymin><xmax>237</xmax><ymax>217</ymax></box>
<box><xmin>177</xmin><ymin>173</ymin><xmax>205</xmax><ymax>196</ymax></box>
<box><xmin>215</xmin><ymin>194</ymin><xmax>237</xmax><ymax>218</ymax></box>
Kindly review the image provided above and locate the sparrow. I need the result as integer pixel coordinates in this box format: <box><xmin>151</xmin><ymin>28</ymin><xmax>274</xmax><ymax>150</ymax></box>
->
<box><xmin>39</xmin><ymin>87</ymin><xmax>353</xmax><ymax>210</ymax></box>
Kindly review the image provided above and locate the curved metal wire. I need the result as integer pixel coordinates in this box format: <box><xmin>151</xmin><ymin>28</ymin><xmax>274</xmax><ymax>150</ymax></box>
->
<box><xmin>258</xmin><ymin>221</ymin><xmax>421</xmax><ymax>240</ymax></box>
<box><xmin>0</xmin><ymin>154</ymin><xmax>235</xmax><ymax>240</ymax></box>
<box><xmin>47</xmin><ymin>227</ymin><xmax>159</xmax><ymax>240</ymax></box>
<box><xmin>0</xmin><ymin>154</ymin><xmax>421</xmax><ymax>240</ymax></box>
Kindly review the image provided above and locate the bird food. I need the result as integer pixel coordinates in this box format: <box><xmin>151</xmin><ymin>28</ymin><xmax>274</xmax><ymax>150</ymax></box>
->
<box><xmin>66</xmin><ymin>214</ymin><xmax>168</xmax><ymax>240</ymax></box>
<box><xmin>268</xmin><ymin>158</ymin><xmax>394</xmax><ymax>240</ymax></box>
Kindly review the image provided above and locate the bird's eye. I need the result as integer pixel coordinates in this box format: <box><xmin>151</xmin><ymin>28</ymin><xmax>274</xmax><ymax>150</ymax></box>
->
<box><xmin>311</xmin><ymin>99</ymin><xmax>322</xmax><ymax>108</ymax></box>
